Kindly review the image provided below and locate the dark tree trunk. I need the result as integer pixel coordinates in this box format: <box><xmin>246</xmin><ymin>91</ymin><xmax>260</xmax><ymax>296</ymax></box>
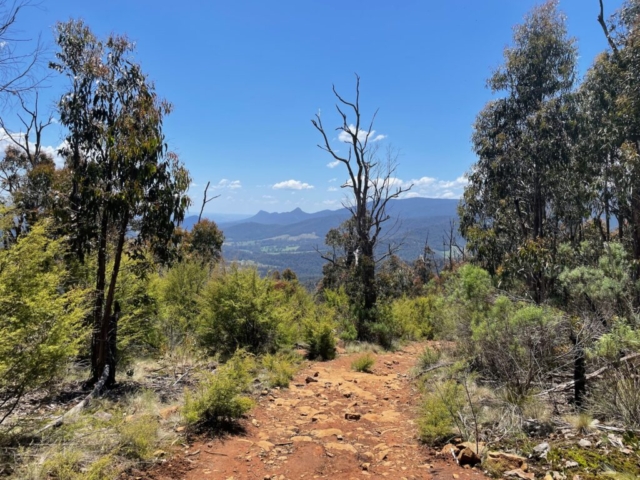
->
<box><xmin>571</xmin><ymin>333</ymin><xmax>586</xmax><ymax>408</ymax></box>
<box><xmin>93</xmin><ymin>214</ymin><xmax>128</xmax><ymax>385</ymax></box>
<box><xmin>90</xmin><ymin>211</ymin><xmax>109</xmax><ymax>382</ymax></box>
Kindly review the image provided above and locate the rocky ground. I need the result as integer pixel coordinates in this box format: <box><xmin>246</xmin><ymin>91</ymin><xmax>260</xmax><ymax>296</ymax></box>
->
<box><xmin>133</xmin><ymin>344</ymin><xmax>488</xmax><ymax>480</ymax></box>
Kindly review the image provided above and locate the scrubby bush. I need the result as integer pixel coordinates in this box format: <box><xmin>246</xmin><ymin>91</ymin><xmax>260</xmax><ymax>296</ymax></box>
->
<box><xmin>417</xmin><ymin>345</ymin><xmax>442</xmax><ymax>372</ymax></box>
<box><xmin>182</xmin><ymin>351</ymin><xmax>255</xmax><ymax>428</ymax></box>
<box><xmin>324</xmin><ymin>287</ymin><xmax>358</xmax><ymax>341</ymax></box>
<box><xmin>418</xmin><ymin>379</ymin><xmax>465</xmax><ymax>444</ymax></box>
<box><xmin>153</xmin><ymin>260</ymin><xmax>209</xmax><ymax>350</ymax></box>
<box><xmin>304</xmin><ymin>306</ymin><xmax>337</xmax><ymax>360</ymax></box>
<box><xmin>117</xmin><ymin>414</ymin><xmax>159</xmax><ymax>460</ymax></box>
<box><xmin>390</xmin><ymin>296</ymin><xmax>437</xmax><ymax>340</ymax></box>
<box><xmin>261</xmin><ymin>352</ymin><xmax>299</xmax><ymax>388</ymax></box>
<box><xmin>197</xmin><ymin>267</ymin><xmax>285</xmax><ymax>358</ymax></box>
<box><xmin>471</xmin><ymin>297</ymin><xmax>566</xmax><ymax>400</ymax></box>
<box><xmin>351</xmin><ymin>354</ymin><xmax>375</xmax><ymax>373</ymax></box>
<box><xmin>0</xmin><ymin>221</ymin><xmax>90</xmax><ymax>426</ymax></box>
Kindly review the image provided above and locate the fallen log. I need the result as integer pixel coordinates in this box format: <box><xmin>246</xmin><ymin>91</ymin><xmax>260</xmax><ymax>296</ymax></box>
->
<box><xmin>536</xmin><ymin>352</ymin><xmax>640</xmax><ymax>397</ymax></box>
<box><xmin>38</xmin><ymin>365</ymin><xmax>109</xmax><ymax>434</ymax></box>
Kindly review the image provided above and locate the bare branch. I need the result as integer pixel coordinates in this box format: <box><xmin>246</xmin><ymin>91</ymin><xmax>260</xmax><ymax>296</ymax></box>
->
<box><xmin>598</xmin><ymin>0</ymin><xmax>619</xmax><ymax>55</ymax></box>
<box><xmin>198</xmin><ymin>180</ymin><xmax>220</xmax><ymax>223</ymax></box>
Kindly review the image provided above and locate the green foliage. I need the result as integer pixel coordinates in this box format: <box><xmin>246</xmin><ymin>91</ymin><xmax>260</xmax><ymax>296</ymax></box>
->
<box><xmin>471</xmin><ymin>297</ymin><xmax>565</xmax><ymax>399</ymax></box>
<box><xmin>187</xmin><ymin>219</ymin><xmax>224</xmax><ymax>264</ymax></box>
<box><xmin>324</xmin><ymin>287</ymin><xmax>358</xmax><ymax>341</ymax></box>
<box><xmin>0</xmin><ymin>220</ymin><xmax>90</xmax><ymax>425</ymax></box>
<box><xmin>182</xmin><ymin>351</ymin><xmax>255</xmax><ymax>428</ymax></box>
<box><xmin>116</xmin><ymin>414</ymin><xmax>159</xmax><ymax>460</ymax></box>
<box><xmin>261</xmin><ymin>352</ymin><xmax>299</xmax><ymax>388</ymax></box>
<box><xmin>154</xmin><ymin>260</ymin><xmax>209</xmax><ymax>350</ymax></box>
<box><xmin>390</xmin><ymin>296</ymin><xmax>436</xmax><ymax>340</ymax></box>
<box><xmin>304</xmin><ymin>305</ymin><xmax>337</xmax><ymax>360</ymax></box>
<box><xmin>351</xmin><ymin>354</ymin><xmax>375</xmax><ymax>373</ymax></box>
<box><xmin>460</xmin><ymin>1</ymin><xmax>579</xmax><ymax>302</ymax></box>
<box><xmin>418</xmin><ymin>379</ymin><xmax>464</xmax><ymax>444</ymax></box>
<box><xmin>417</xmin><ymin>345</ymin><xmax>442</xmax><ymax>372</ymax></box>
<box><xmin>197</xmin><ymin>267</ymin><xmax>283</xmax><ymax>357</ymax></box>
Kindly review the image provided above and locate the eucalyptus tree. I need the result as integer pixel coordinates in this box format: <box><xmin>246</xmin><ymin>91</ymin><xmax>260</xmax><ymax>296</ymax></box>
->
<box><xmin>51</xmin><ymin>20</ymin><xmax>191</xmax><ymax>385</ymax></box>
<box><xmin>595</xmin><ymin>0</ymin><xmax>640</xmax><ymax>273</ymax></box>
<box><xmin>312</xmin><ymin>76</ymin><xmax>411</xmax><ymax>339</ymax></box>
<box><xmin>460</xmin><ymin>1</ymin><xmax>579</xmax><ymax>302</ymax></box>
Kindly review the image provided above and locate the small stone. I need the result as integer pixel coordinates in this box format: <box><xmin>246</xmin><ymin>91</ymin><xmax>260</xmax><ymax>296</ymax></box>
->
<box><xmin>504</xmin><ymin>470</ymin><xmax>535</xmax><ymax>480</ymax></box>
<box><xmin>306</xmin><ymin>376</ymin><xmax>318</xmax><ymax>383</ymax></box>
<box><xmin>578</xmin><ymin>438</ymin><xmax>591</xmax><ymax>448</ymax></box>
<box><xmin>93</xmin><ymin>411</ymin><xmax>113</xmax><ymax>422</ymax></box>
<box><xmin>361</xmin><ymin>463</ymin><xmax>371</xmax><ymax>471</ymax></box>
<box><xmin>257</xmin><ymin>441</ymin><xmax>275</xmax><ymax>452</ymax></box>
<box><xmin>314</xmin><ymin>371</ymin><xmax>319</xmax><ymax>377</ymax></box>
<box><xmin>376</xmin><ymin>449</ymin><xmax>391</xmax><ymax>462</ymax></box>
<box><xmin>261</xmin><ymin>389</ymin><xmax>269</xmax><ymax>395</ymax></box>
<box><xmin>565</xmin><ymin>460</ymin><xmax>579</xmax><ymax>469</ymax></box>
<box><xmin>326</xmin><ymin>442</ymin><xmax>357</xmax><ymax>454</ymax></box>
<box><xmin>457</xmin><ymin>447</ymin><xmax>481</xmax><ymax>467</ymax></box>
<box><xmin>533</xmin><ymin>442</ymin><xmax>550</xmax><ymax>456</ymax></box>
<box><xmin>345</xmin><ymin>412</ymin><xmax>361</xmax><ymax>421</ymax></box>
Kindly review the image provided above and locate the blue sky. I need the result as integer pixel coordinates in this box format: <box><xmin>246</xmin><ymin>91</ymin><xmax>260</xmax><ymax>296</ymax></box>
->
<box><xmin>4</xmin><ymin>0</ymin><xmax>624</xmax><ymax>215</ymax></box>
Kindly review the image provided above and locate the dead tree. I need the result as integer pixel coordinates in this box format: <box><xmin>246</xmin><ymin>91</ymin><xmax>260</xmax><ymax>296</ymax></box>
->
<box><xmin>312</xmin><ymin>74</ymin><xmax>412</xmax><ymax>338</ymax></box>
<box><xmin>198</xmin><ymin>180</ymin><xmax>220</xmax><ymax>223</ymax></box>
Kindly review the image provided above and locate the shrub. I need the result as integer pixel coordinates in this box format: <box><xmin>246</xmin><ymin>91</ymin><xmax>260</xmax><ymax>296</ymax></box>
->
<box><xmin>418</xmin><ymin>379</ymin><xmax>465</xmax><ymax>444</ymax></box>
<box><xmin>304</xmin><ymin>305</ymin><xmax>337</xmax><ymax>360</ymax></box>
<box><xmin>351</xmin><ymin>354</ymin><xmax>375</xmax><ymax>373</ymax></box>
<box><xmin>117</xmin><ymin>414</ymin><xmax>159</xmax><ymax>460</ymax></box>
<box><xmin>197</xmin><ymin>267</ymin><xmax>283</xmax><ymax>358</ymax></box>
<box><xmin>417</xmin><ymin>345</ymin><xmax>442</xmax><ymax>372</ymax></box>
<box><xmin>261</xmin><ymin>352</ymin><xmax>299</xmax><ymax>388</ymax></box>
<box><xmin>324</xmin><ymin>288</ymin><xmax>358</xmax><ymax>341</ymax></box>
<box><xmin>390</xmin><ymin>296</ymin><xmax>437</xmax><ymax>340</ymax></box>
<box><xmin>154</xmin><ymin>260</ymin><xmax>209</xmax><ymax>350</ymax></box>
<box><xmin>0</xmin><ymin>220</ymin><xmax>90</xmax><ymax>427</ymax></box>
<box><xmin>470</xmin><ymin>297</ymin><xmax>566</xmax><ymax>400</ymax></box>
<box><xmin>182</xmin><ymin>351</ymin><xmax>255</xmax><ymax>428</ymax></box>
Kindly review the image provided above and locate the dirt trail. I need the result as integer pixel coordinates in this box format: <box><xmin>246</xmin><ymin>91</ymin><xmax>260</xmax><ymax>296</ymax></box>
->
<box><xmin>143</xmin><ymin>345</ymin><xmax>488</xmax><ymax>480</ymax></box>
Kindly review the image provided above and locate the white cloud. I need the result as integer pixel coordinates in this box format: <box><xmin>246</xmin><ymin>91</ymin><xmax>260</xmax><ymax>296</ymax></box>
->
<box><xmin>328</xmin><ymin>178</ymin><xmax>337</xmax><ymax>183</ymax></box>
<box><xmin>345</xmin><ymin>173</ymin><xmax>467</xmax><ymax>199</ymax></box>
<box><xmin>0</xmin><ymin>129</ymin><xmax>66</xmax><ymax>168</ymax></box>
<box><xmin>273</xmin><ymin>179</ymin><xmax>314</xmax><ymax>190</ymax></box>
<box><xmin>399</xmin><ymin>175</ymin><xmax>468</xmax><ymax>199</ymax></box>
<box><xmin>213</xmin><ymin>179</ymin><xmax>242</xmax><ymax>190</ymax></box>
<box><xmin>337</xmin><ymin>124</ymin><xmax>387</xmax><ymax>144</ymax></box>
<box><xmin>327</xmin><ymin>160</ymin><xmax>340</xmax><ymax>168</ymax></box>
<box><xmin>327</xmin><ymin>186</ymin><xmax>338</xmax><ymax>192</ymax></box>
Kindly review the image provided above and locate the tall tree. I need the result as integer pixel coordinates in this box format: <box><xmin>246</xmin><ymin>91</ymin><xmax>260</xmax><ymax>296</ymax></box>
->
<box><xmin>51</xmin><ymin>20</ymin><xmax>191</xmax><ymax>385</ymax></box>
<box><xmin>312</xmin><ymin>75</ymin><xmax>411</xmax><ymax>339</ymax></box>
<box><xmin>594</xmin><ymin>0</ymin><xmax>640</xmax><ymax>280</ymax></box>
<box><xmin>460</xmin><ymin>1</ymin><xmax>579</xmax><ymax>302</ymax></box>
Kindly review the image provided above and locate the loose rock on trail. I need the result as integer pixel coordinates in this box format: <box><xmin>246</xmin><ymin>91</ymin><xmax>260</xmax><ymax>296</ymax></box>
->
<box><xmin>137</xmin><ymin>344</ymin><xmax>488</xmax><ymax>479</ymax></box>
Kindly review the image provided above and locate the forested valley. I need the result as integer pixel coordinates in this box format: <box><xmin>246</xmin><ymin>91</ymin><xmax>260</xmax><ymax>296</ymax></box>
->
<box><xmin>1</xmin><ymin>1</ymin><xmax>640</xmax><ymax>479</ymax></box>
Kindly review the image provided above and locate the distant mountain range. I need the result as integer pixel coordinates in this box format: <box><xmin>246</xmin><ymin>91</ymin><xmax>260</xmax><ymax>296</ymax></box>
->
<box><xmin>183</xmin><ymin>198</ymin><xmax>461</xmax><ymax>283</ymax></box>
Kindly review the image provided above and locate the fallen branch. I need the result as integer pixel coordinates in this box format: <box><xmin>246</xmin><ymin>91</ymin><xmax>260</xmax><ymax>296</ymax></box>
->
<box><xmin>415</xmin><ymin>361</ymin><xmax>454</xmax><ymax>378</ymax></box>
<box><xmin>172</xmin><ymin>367</ymin><xmax>192</xmax><ymax>387</ymax></box>
<box><xmin>203</xmin><ymin>450</ymin><xmax>228</xmax><ymax>456</ymax></box>
<box><xmin>537</xmin><ymin>352</ymin><xmax>640</xmax><ymax>396</ymax></box>
<box><xmin>38</xmin><ymin>365</ymin><xmax>109</xmax><ymax>434</ymax></box>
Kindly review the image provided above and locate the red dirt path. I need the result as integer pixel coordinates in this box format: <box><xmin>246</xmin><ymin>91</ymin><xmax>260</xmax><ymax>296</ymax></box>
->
<box><xmin>136</xmin><ymin>345</ymin><xmax>488</xmax><ymax>480</ymax></box>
